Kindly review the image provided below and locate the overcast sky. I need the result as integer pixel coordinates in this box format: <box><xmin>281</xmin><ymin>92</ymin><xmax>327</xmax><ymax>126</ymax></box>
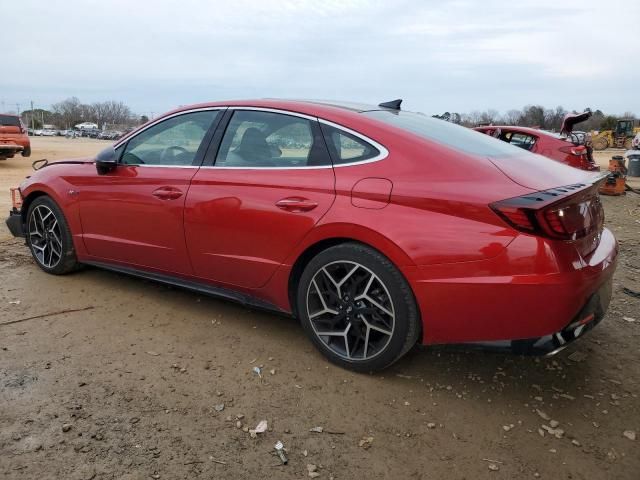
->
<box><xmin>2</xmin><ymin>0</ymin><xmax>637</xmax><ymax>118</ymax></box>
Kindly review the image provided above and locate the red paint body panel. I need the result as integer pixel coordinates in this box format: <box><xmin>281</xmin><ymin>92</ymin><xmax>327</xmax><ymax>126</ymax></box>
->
<box><xmin>408</xmin><ymin>228</ymin><xmax>617</xmax><ymax>343</ymax></box>
<box><xmin>184</xmin><ymin>167</ymin><xmax>336</xmax><ymax>288</ymax></box>
<box><xmin>76</xmin><ymin>165</ymin><xmax>196</xmax><ymax>274</ymax></box>
<box><xmin>15</xmin><ymin>99</ymin><xmax>618</xmax><ymax>348</ymax></box>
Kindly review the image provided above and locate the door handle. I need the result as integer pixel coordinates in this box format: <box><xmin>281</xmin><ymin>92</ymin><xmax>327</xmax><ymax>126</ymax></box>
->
<box><xmin>275</xmin><ymin>197</ymin><xmax>318</xmax><ymax>212</ymax></box>
<box><xmin>152</xmin><ymin>187</ymin><xmax>183</xmax><ymax>200</ymax></box>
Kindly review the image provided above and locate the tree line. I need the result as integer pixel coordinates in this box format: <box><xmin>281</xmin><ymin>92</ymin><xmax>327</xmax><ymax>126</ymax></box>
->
<box><xmin>18</xmin><ymin>97</ymin><xmax>637</xmax><ymax>133</ymax></box>
<box><xmin>20</xmin><ymin>97</ymin><xmax>148</xmax><ymax>130</ymax></box>
<box><xmin>434</xmin><ymin>105</ymin><xmax>637</xmax><ymax>131</ymax></box>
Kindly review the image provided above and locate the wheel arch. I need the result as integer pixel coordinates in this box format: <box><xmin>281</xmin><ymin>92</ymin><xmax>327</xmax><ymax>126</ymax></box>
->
<box><xmin>20</xmin><ymin>190</ymin><xmax>50</xmax><ymax>224</ymax></box>
<box><xmin>288</xmin><ymin>237</ymin><xmax>352</xmax><ymax>317</ymax></box>
<box><xmin>286</xmin><ymin>227</ymin><xmax>418</xmax><ymax>322</ymax></box>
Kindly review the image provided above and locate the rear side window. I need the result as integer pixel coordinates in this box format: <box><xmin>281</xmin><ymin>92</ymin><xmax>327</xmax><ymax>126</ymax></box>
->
<box><xmin>505</xmin><ymin>132</ymin><xmax>537</xmax><ymax>151</ymax></box>
<box><xmin>216</xmin><ymin>110</ymin><xmax>331</xmax><ymax>168</ymax></box>
<box><xmin>364</xmin><ymin>110</ymin><xmax>532</xmax><ymax>157</ymax></box>
<box><xmin>320</xmin><ymin>124</ymin><xmax>379</xmax><ymax>164</ymax></box>
<box><xmin>0</xmin><ymin>115</ymin><xmax>21</xmax><ymax>127</ymax></box>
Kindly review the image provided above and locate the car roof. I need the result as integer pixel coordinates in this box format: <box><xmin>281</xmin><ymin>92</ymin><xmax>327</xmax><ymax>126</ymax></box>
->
<box><xmin>163</xmin><ymin>99</ymin><xmax>398</xmax><ymax>125</ymax></box>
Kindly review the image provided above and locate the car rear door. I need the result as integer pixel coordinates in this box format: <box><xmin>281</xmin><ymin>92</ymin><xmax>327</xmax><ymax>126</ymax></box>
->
<box><xmin>78</xmin><ymin>109</ymin><xmax>222</xmax><ymax>274</ymax></box>
<box><xmin>184</xmin><ymin>108</ymin><xmax>335</xmax><ymax>289</ymax></box>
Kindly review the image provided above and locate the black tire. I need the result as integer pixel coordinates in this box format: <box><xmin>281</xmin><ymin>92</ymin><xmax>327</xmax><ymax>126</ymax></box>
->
<box><xmin>296</xmin><ymin>242</ymin><xmax>420</xmax><ymax>372</ymax></box>
<box><xmin>26</xmin><ymin>196</ymin><xmax>80</xmax><ymax>275</ymax></box>
<box><xmin>22</xmin><ymin>146</ymin><xmax>31</xmax><ymax>157</ymax></box>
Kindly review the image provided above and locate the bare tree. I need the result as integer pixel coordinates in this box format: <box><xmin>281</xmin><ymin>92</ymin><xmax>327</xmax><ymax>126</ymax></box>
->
<box><xmin>479</xmin><ymin>109</ymin><xmax>500</xmax><ymax>125</ymax></box>
<box><xmin>502</xmin><ymin>109</ymin><xmax>521</xmax><ymax>125</ymax></box>
<box><xmin>52</xmin><ymin>97</ymin><xmax>84</xmax><ymax>128</ymax></box>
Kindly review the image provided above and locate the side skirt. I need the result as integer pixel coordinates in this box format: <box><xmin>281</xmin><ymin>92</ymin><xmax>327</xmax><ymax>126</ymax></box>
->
<box><xmin>83</xmin><ymin>260</ymin><xmax>291</xmax><ymax>317</ymax></box>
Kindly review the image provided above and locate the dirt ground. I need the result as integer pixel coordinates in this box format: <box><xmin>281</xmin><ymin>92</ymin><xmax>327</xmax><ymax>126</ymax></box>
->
<box><xmin>1</xmin><ymin>138</ymin><xmax>639</xmax><ymax>479</ymax></box>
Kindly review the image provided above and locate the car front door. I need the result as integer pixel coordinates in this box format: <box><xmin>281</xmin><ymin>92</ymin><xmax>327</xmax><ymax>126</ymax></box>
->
<box><xmin>78</xmin><ymin>109</ymin><xmax>222</xmax><ymax>274</ymax></box>
<box><xmin>184</xmin><ymin>109</ymin><xmax>336</xmax><ymax>289</ymax></box>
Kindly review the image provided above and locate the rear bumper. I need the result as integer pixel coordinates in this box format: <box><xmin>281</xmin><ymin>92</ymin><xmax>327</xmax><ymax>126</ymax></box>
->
<box><xmin>5</xmin><ymin>208</ymin><xmax>24</xmax><ymax>237</ymax></box>
<box><xmin>407</xmin><ymin>228</ymin><xmax>618</xmax><ymax>346</ymax></box>
<box><xmin>0</xmin><ymin>143</ymin><xmax>24</xmax><ymax>153</ymax></box>
<box><xmin>465</xmin><ymin>276</ymin><xmax>612</xmax><ymax>355</ymax></box>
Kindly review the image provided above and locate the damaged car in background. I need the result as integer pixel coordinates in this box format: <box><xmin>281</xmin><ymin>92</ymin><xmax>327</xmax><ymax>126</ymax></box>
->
<box><xmin>475</xmin><ymin>111</ymin><xmax>598</xmax><ymax>171</ymax></box>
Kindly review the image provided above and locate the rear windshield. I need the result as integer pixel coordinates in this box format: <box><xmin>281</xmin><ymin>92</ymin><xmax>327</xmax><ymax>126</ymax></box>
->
<box><xmin>0</xmin><ymin>115</ymin><xmax>21</xmax><ymax>127</ymax></box>
<box><xmin>364</xmin><ymin>110</ymin><xmax>532</xmax><ymax>157</ymax></box>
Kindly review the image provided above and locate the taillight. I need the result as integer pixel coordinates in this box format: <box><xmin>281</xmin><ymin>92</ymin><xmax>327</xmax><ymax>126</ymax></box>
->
<box><xmin>491</xmin><ymin>182</ymin><xmax>604</xmax><ymax>240</ymax></box>
<box><xmin>559</xmin><ymin>145</ymin><xmax>587</xmax><ymax>156</ymax></box>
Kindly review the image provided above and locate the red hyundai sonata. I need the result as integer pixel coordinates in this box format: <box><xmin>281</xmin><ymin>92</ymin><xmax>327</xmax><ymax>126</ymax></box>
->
<box><xmin>5</xmin><ymin>99</ymin><xmax>616</xmax><ymax>371</ymax></box>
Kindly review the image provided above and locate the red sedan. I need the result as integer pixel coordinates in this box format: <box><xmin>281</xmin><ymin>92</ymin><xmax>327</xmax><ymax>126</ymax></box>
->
<box><xmin>474</xmin><ymin>125</ymin><xmax>599</xmax><ymax>171</ymax></box>
<box><xmin>6</xmin><ymin>99</ymin><xmax>616</xmax><ymax>371</ymax></box>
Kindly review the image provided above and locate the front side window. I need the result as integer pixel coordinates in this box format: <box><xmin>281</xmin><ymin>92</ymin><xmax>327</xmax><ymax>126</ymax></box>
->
<box><xmin>215</xmin><ymin>110</ymin><xmax>330</xmax><ymax>167</ymax></box>
<box><xmin>320</xmin><ymin>124</ymin><xmax>379</xmax><ymax>164</ymax></box>
<box><xmin>121</xmin><ymin>110</ymin><xmax>218</xmax><ymax>166</ymax></box>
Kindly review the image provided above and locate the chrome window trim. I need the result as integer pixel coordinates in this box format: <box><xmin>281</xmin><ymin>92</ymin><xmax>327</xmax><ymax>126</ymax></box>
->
<box><xmin>124</xmin><ymin>164</ymin><xmax>199</xmax><ymax>169</ymax></box>
<box><xmin>113</xmin><ymin>107</ymin><xmax>225</xmax><ymax>150</ymax></box>
<box><xmin>206</xmin><ymin>107</ymin><xmax>389</xmax><ymax>170</ymax></box>
<box><xmin>114</xmin><ymin>105</ymin><xmax>390</xmax><ymax>170</ymax></box>
<box><xmin>200</xmin><ymin>165</ymin><xmax>333</xmax><ymax>170</ymax></box>
<box><xmin>228</xmin><ymin>106</ymin><xmax>318</xmax><ymax>122</ymax></box>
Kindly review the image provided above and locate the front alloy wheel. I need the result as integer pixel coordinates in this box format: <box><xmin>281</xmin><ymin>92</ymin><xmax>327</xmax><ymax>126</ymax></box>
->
<box><xmin>28</xmin><ymin>204</ymin><xmax>63</xmax><ymax>268</ymax></box>
<box><xmin>298</xmin><ymin>243</ymin><xmax>420</xmax><ymax>371</ymax></box>
<box><xmin>26</xmin><ymin>196</ymin><xmax>80</xmax><ymax>274</ymax></box>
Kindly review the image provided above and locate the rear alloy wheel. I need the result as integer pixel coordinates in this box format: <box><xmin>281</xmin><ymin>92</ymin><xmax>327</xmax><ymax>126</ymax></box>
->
<box><xmin>27</xmin><ymin>196</ymin><xmax>80</xmax><ymax>274</ymax></box>
<box><xmin>297</xmin><ymin>243</ymin><xmax>420</xmax><ymax>371</ymax></box>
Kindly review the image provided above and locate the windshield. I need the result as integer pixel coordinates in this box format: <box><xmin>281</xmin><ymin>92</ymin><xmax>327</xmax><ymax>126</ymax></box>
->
<box><xmin>0</xmin><ymin>115</ymin><xmax>21</xmax><ymax>127</ymax></box>
<box><xmin>364</xmin><ymin>110</ymin><xmax>534</xmax><ymax>157</ymax></box>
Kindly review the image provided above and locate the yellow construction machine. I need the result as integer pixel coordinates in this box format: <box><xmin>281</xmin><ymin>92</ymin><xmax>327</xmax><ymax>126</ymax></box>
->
<box><xmin>592</xmin><ymin>119</ymin><xmax>640</xmax><ymax>150</ymax></box>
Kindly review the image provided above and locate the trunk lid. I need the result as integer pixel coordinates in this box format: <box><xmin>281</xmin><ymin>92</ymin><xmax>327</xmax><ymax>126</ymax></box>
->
<box><xmin>487</xmin><ymin>152</ymin><xmax>601</xmax><ymax>190</ymax></box>
<box><xmin>560</xmin><ymin>111</ymin><xmax>592</xmax><ymax>136</ymax></box>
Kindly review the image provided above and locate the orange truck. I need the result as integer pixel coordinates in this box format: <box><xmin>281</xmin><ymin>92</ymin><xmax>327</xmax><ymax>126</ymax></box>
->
<box><xmin>0</xmin><ymin>113</ymin><xmax>31</xmax><ymax>160</ymax></box>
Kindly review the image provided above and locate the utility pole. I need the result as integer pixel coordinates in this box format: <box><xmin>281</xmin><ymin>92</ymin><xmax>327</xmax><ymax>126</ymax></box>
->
<box><xmin>30</xmin><ymin>101</ymin><xmax>35</xmax><ymax>130</ymax></box>
<box><xmin>16</xmin><ymin>103</ymin><xmax>21</xmax><ymax>116</ymax></box>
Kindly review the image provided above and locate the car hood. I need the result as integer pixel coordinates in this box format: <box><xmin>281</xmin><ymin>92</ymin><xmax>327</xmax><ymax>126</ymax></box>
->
<box><xmin>487</xmin><ymin>153</ymin><xmax>601</xmax><ymax>191</ymax></box>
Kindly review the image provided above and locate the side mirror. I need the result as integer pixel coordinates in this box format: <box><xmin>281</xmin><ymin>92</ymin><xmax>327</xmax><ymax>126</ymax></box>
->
<box><xmin>96</xmin><ymin>146</ymin><xmax>118</xmax><ymax>174</ymax></box>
